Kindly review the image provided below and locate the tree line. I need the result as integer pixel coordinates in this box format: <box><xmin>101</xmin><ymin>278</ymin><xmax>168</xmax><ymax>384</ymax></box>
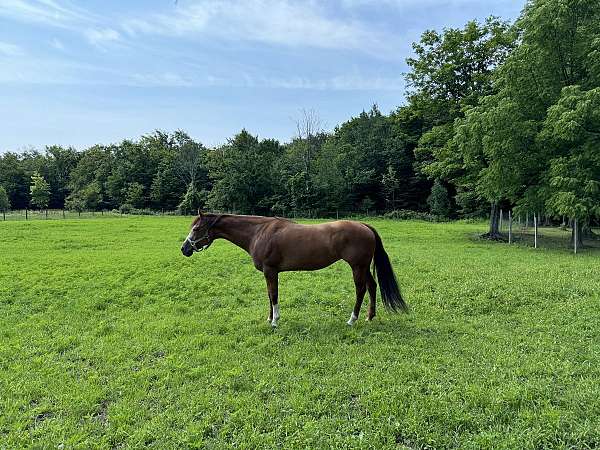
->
<box><xmin>1</xmin><ymin>0</ymin><xmax>598</xmax><ymax>247</ymax></box>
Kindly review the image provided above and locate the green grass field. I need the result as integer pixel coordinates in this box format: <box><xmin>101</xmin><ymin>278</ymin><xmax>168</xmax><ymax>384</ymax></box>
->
<box><xmin>1</xmin><ymin>217</ymin><xmax>599</xmax><ymax>449</ymax></box>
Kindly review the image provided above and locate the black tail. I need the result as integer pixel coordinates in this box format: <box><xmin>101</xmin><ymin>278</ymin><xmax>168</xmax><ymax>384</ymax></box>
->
<box><xmin>363</xmin><ymin>224</ymin><xmax>408</xmax><ymax>313</ymax></box>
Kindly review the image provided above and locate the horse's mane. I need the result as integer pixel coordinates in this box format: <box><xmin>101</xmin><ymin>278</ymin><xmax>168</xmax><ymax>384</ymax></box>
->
<box><xmin>192</xmin><ymin>213</ymin><xmax>294</xmax><ymax>226</ymax></box>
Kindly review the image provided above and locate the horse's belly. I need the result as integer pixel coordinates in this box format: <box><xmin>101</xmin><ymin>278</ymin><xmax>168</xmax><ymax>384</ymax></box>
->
<box><xmin>278</xmin><ymin>247</ymin><xmax>338</xmax><ymax>271</ymax></box>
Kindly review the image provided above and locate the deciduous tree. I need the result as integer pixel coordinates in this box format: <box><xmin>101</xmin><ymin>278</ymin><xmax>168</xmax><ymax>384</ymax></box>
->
<box><xmin>29</xmin><ymin>172</ymin><xmax>50</xmax><ymax>210</ymax></box>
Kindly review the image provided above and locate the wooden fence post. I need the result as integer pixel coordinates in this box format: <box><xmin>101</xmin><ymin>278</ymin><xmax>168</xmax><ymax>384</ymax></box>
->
<box><xmin>45</xmin><ymin>209</ymin><xmax>48</xmax><ymax>219</ymax></box>
<box><xmin>534</xmin><ymin>214</ymin><xmax>538</xmax><ymax>249</ymax></box>
<box><xmin>508</xmin><ymin>210</ymin><xmax>512</xmax><ymax>244</ymax></box>
<box><xmin>25</xmin><ymin>208</ymin><xmax>28</xmax><ymax>220</ymax></box>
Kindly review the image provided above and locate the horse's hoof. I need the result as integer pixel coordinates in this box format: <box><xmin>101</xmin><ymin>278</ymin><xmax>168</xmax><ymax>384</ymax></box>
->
<box><xmin>271</xmin><ymin>320</ymin><xmax>278</xmax><ymax>328</ymax></box>
<box><xmin>346</xmin><ymin>319</ymin><xmax>355</xmax><ymax>326</ymax></box>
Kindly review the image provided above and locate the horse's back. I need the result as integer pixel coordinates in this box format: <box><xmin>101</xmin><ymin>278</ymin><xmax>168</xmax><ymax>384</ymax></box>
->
<box><xmin>263</xmin><ymin>219</ymin><xmax>375</xmax><ymax>271</ymax></box>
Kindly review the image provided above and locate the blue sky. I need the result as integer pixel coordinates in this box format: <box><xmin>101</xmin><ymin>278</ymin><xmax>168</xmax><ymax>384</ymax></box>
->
<box><xmin>0</xmin><ymin>0</ymin><xmax>524</xmax><ymax>151</ymax></box>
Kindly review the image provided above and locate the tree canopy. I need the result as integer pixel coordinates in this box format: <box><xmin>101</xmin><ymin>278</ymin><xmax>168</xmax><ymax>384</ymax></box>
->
<box><xmin>1</xmin><ymin>0</ymin><xmax>598</xmax><ymax>247</ymax></box>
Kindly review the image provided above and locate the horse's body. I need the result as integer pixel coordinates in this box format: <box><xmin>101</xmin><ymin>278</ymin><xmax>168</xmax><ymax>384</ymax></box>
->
<box><xmin>181</xmin><ymin>213</ymin><xmax>407</xmax><ymax>326</ymax></box>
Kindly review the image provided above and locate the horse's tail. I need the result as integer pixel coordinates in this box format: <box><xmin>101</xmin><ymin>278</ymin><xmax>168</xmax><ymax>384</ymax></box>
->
<box><xmin>363</xmin><ymin>224</ymin><xmax>408</xmax><ymax>313</ymax></box>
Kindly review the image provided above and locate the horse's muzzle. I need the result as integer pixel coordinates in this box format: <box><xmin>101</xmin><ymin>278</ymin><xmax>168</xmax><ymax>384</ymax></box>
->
<box><xmin>181</xmin><ymin>242</ymin><xmax>194</xmax><ymax>257</ymax></box>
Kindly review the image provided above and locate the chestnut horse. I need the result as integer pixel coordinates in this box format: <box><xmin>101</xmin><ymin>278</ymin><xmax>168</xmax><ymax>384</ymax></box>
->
<box><xmin>181</xmin><ymin>213</ymin><xmax>407</xmax><ymax>327</ymax></box>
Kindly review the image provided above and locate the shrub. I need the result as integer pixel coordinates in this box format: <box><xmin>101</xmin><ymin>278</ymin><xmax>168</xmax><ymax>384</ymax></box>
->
<box><xmin>384</xmin><ymin>209</ymin><xmax>440</xmax><ymax>222</ymax></box>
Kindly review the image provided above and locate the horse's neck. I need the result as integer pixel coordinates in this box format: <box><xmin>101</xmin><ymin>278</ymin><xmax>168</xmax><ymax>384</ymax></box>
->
<box><xmin>213</xmin><ymin>215</ymin><xmax>266</xmax><ymax>253</ymax></box>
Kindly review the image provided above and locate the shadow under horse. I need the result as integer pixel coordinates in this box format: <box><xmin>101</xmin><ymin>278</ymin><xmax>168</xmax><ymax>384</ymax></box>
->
<box><xmin>181</xmin><ymin>213</ymin><xmax>408</xmax><ymax>327</ymax></box>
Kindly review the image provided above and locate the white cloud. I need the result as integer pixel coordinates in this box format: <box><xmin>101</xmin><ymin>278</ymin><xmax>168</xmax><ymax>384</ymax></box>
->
<box><xmin>84</xmin><ymin>28</ymin><xmax>121</xmax><ymax>48</ymax></box>
<box><xmin>0</xmin><ymin>1</ymin><xmax>115</xmax><ymax>51</ymax></box>
<box><xmin>125</xmin><ymin>70</ymin><xmax>404</xmax><ymax>91</ymax></box>
<box><xmin>129</xmin><ymin>72</ymin><xmax>195</xmax><ymax>87</ymax></box>
<box><xmin>246</xmin><ymin>74</ymin><xmax>405</xmax><ymax>91</ymax></box>
<box><xmin>0</xmin><ymin>41</ymin><xmax>24</xmax><ymax>56</ymax></box>
<box><xmin>122</xmin><ymin>0</ymin><xmax>396</xmax><ymax>57</ymax></box>
<box><xmin>0</xmin><ymin>0</ymin><xmax>95</xmax><ymax>27</ymax></box>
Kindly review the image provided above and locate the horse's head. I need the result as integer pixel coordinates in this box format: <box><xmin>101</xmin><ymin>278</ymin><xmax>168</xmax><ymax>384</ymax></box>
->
<box><xmin>181</xmin><ymin>212</ymin><xmax>215</xmax><ymax>257</ymax></box>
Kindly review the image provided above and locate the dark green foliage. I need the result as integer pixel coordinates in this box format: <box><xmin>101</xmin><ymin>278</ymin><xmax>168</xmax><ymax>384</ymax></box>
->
<box><xmin>0</xmin><ymin>185</ymin><xmax>10</xmax><ymax>210</ymax></box>
<box><xmin>451</xmin><ymin>0</ymin><xmax>600</xmax><ymax>235</ymax></box>
<box><xmin>427</xmin><ymin>179</ymin><xmax>451</xmax><ymax>218</ymax></box>
<box><xmin>309</xmin><ymin>105</ymin><xmax>426</xmax><ymax>213</ymax></box>
<box><xmin>206</xmin><ymin>130</ymin><xmax>283</xmax><ymax>214</ymax></box>
<box><xmin>124</xmin><ymin>182</ymin><xmax>145</xmax><ymax>209</ymax></box>
<box><xmin>383</xmin><ymin>209</ymin><xmax>438</xmax><ymax>221</ymax></box>
<box><xmin>178</xmin><ymin>184</ymin><xmax>203</xmax><ymax>214</ymax></box>
<box><xmin>541</xmin><ymin>86</ymin><xmax>600</xmax><ymax>221</ymax></box>
<box><xmin>408</xmin><ymin>17</ymin><xmax>516</xmax><ymax>228</ymax></box>
<box><xmin>64</xmin><ymin>194</ymin><xmax>85</xmax><ymax>213</ymax></box>
<box><xmin>150</xmin><ymin>153</ymin><xmax>187</xmax><ymax>210</ymax></box>
<box><xmin>0</xmin><ymin>152</ymin><xmax>31</xmax><ymax>209</ymax></box>
<box><xmin>407</xmin><ymin>17</ymin><xmax>515</xmax><ymax>123</ymax></box>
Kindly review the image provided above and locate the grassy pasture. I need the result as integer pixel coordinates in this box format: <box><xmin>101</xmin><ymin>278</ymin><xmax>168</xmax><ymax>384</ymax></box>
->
<box><xmin>1</xmin><ymin>217</ymin><xmax>600</xmax><ymax>449</ymax></box>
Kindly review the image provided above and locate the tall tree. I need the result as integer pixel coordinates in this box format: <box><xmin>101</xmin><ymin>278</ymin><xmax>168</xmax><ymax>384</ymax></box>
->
<box><xmin>407</xmin><ymin>17</ymin><xmax>516</xmax><ymax>228</ymax></box>
<box><xmin>311</xmin><ymin>105</ymin><xmax>423</xmax><ymax>213</ymax></box>
<box><xmin>454</xmin><ymin>0</ymin><xmax>600</xmax><ymax>239</ymax></box>
<box><xmin>29</xmin><ymin>172</ymin><xmax>50</xmax><ymax>210</ymax></box>
<box><xmin>44</xmin><ymin>145</ymin><xmax>79</xmax><ymax>208</ymax></box>
<box><xmin>381</xmin><ymin>165</ymin><xmax>400</xmax><ymax>210</ymax></box>
<box><xmin>294</xmin><ymin>108</ymin><xmax>323</xmax><ymax>198</ymax></box>
<box><xmin>68</xmin><ymin>145</ymin><xmax>113</xmax><ymax>208</ymax></box>
<box><xmin>540</xmin><ymin>86</ymin><xmax>600</xmax><ymax>247</ymax></box>
<box><xmin>0</xmin><ymin>153</ymin><xmax>30</xmax><ymax>209</ymax></box>
<box><xmin>206</xmin><ymin>130</ymin><xmax>282</xmax><ymax>214</ymax></box>
<box><xmin>428</xmin><ymin>179</ymin><xmax>451</xmax><ymax>218</ymax></box>
<box><xmin>0</xmin><ymin>186</ymin><xmax>10</xmax><ymax>211</ymax></box>
<box><xmin>173</xmin><ymin>130</ymin><xmax>207</xmax><ymax>200</ymax></box>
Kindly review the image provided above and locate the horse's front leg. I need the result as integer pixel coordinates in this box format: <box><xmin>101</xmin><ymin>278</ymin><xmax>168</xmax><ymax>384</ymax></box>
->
<box><xmin>263</xmin><ymin>267</ymin><xmax>279</xmax><ymax>327</ymax></box>
<box><xmin>267</xmin><ymin>301</ymin><xmax>273</xmax><ymax>323</ymax></box>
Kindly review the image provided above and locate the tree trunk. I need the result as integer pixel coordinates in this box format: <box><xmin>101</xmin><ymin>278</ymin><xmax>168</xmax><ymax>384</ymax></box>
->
<box><xmin>543</xmin><ymin>214</ymin><xmax>550</xmax><ymax>226</ymax></box>
<box><xmin>581</xmin><ymin>221</ymin><xmax>599</xmax><ymax>240</ymax></box>
<box><xmin>571</xmin><ymin>220</ymin><xmax>584</xmax><ymax>249</ymax></box>
<box><xmin>481</xmin><ymin>202</ymin><xmax>504</xmax><ymax>240</ymax></box>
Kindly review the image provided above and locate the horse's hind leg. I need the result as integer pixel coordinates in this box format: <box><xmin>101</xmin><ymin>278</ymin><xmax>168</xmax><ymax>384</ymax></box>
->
<box><xmin>366</xmin><ymin>271</ymin><xmax>377</xmax><ymax>321</ymax></box>
<box><xmin>348</xmin><ymin>265</ymin><xmax>367</xmax><ymax>326</ymax></box>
